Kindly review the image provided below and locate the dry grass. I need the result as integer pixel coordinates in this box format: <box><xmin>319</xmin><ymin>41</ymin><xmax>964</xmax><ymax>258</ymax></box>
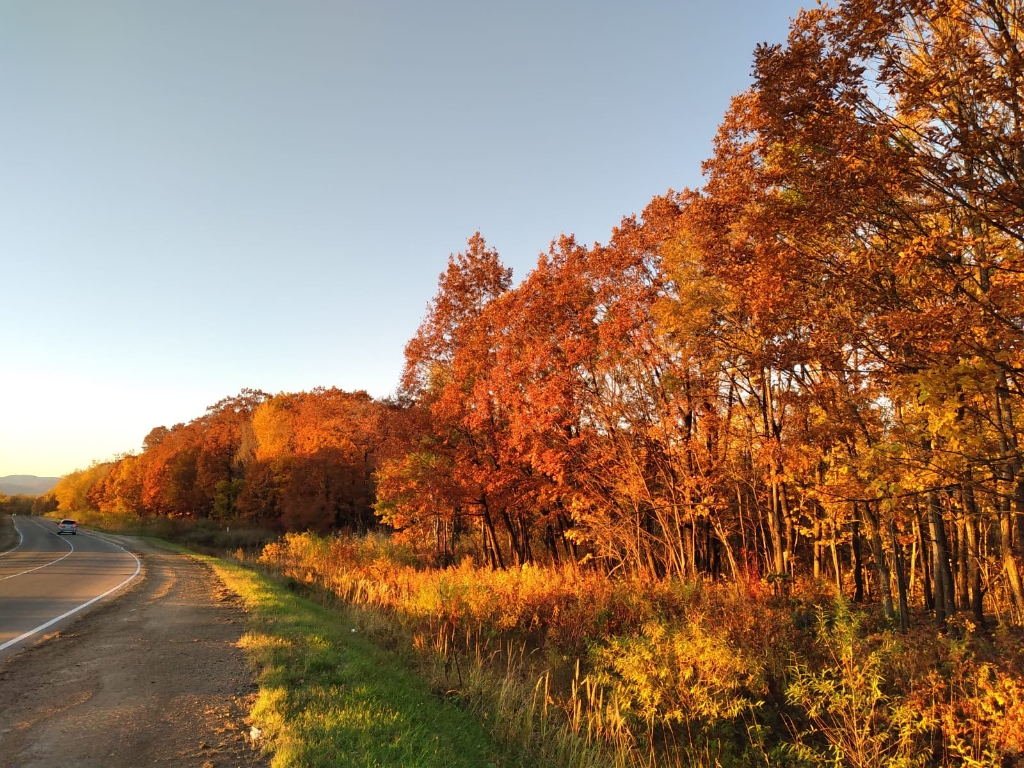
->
<box><xmin>45</xmin><ymin>516</ymin><xmax>1024</xmax><ymax>766</ymax></box>
<box><xmin>255</xmin><ymin>531</ymin><xmax>1024</xmax><ymax>767</ymax></box>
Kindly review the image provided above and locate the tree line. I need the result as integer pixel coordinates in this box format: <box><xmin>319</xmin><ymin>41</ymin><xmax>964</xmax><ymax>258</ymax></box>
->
<box><xmin>51</xmin><ymin>388</ymin><xmax>380</xmax><ymax>534</ymax></box>
<box><xmin>52</xmin><ymin>0</ymin><xmax>1024</xmax><ymax>627</ymax></box>
<box><xmin>376</xmin><ymin>0</ymin><xmax>1024</xmax><ymax>628</ymax></box>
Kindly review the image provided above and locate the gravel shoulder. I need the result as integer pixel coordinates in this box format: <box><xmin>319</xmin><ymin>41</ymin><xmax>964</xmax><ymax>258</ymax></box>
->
<box><xmin>0</xmin><ymin>513</ymin><xmax>17</xmax><ymax>553</ymax></box>
<box><xmin>0</xmin><ymin>537</ymin><xmax>267</xmax><ymax>768</ymax></box>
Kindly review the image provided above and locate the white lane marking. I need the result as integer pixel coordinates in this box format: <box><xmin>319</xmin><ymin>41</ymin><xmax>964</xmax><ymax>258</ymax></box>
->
<box><xmin>0</xmin><ymin>514</ymin><xmax>26</xmax><ymax>557</ymax></box>
<box><xmin>0</xmin><ymin>535</ymin><xmax>142</xmax><ymax>652</ymax></box>
<box><xmin>76</xmin><ymin>528</ymin><xmax>129</xmax><ymax>548</ymax></box>
<box><xmin>0</xmin><ymin>518</ymin><xmax>74</xmax><ymax>580</ymax></box>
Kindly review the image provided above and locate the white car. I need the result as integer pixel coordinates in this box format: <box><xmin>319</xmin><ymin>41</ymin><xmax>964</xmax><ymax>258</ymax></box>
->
<box><xmin>57</xmin><ymin>519</ymin><xmax>78</xmax><ymax>535</ymax></box>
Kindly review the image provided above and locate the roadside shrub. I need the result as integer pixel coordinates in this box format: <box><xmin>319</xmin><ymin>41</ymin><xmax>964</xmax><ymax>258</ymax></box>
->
<box><xmin>589</xmin><ymin>618</ymin><xmax>763</xmax><ymax>763</ymax></box>
<box><xmin>785</xmin><ymin>600</ymin><xmax>929</xmax><ymax>767</ymax></box>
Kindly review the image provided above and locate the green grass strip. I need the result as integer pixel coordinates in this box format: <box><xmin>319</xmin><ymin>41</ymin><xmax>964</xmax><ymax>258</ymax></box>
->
<box><xmin>158</xmin><ymin>541</ymin><xmax>502</xmax><ymax>768</ymax></box>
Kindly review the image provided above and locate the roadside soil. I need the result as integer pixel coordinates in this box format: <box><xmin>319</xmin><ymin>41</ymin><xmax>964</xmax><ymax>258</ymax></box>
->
<box><xmin>0</xmin><ymin>538</ymin><xmax>268</xmax><ymax>768</ymax></box>
<box><xmin>0</xmin><ymin>513</ymin><xmax>16</xmax><ymax>553</ymax></box>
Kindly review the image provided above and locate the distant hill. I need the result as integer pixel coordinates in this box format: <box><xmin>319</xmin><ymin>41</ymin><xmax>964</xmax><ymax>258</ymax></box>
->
<box><xmin>0</xmin><ymin>475</ymin><xmax>60</xmax><ymax>496</ymax></box>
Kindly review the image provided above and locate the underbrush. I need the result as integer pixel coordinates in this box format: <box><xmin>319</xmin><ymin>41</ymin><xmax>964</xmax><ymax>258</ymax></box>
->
<box><xmin>40</xmin><ymin>515</ymin><xmax>1024</xmax><ymax>765</ymax></box>
<box><xmin>259</xmin><ymin>531</ymin><xmax>1024</xmax><ymax>767</ymax></box>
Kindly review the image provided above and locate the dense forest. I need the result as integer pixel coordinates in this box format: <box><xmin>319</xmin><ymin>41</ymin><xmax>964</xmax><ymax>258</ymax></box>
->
<box><xmin>50</xmin><ymin>388</ymin><xmax>380</xmax><ymax>533</ymax></box>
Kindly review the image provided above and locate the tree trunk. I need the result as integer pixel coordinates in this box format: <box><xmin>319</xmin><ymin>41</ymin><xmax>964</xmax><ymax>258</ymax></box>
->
<box><xmin>961</xmin><ymin>484</ymin><xmax>986</xmax><ymax>625</ymax></box>
<box><xmin>861</xmin><ymin>502</ymin><xmax>895</xmax><ymax>622</ymax></box>
<box><xmin>889</xmin><ymin>518</ymin><xmax>910</xmax><ymax>632</ymax></box>
<box><xmin>955</xmin><ymin>511</ymin><xmax>970</xmax><ymax>611</ymax></box>
<box><xmin>761</xmin><ymin>373</ymin><xmax>787</xmax><ymax>577</ymax></box>
<box><xmin>830</xmin><ymin>521</ymin><xmax>842</xmax><ymax>595</ymax></box>
<box><xmin>813</xmin><ymin>516</ymin><xmax>822</xmax><ymax>580</ymax></box>
<box><xmin>481</xmin><ymin>499</ymin><xmax>505</xmax><ymax>570</ymax></box>
<box><xmin>928</xmin><ymin>490</ymin><xmax>955</xmax><ymax>627</ymax></box>
<box><xmin>499</xmin><ymin>508</ymin><xmax>524</xmax><ymax>566</ymax></box>
<box><xmin>710</xmin><ymin>515</ymin><xmax>740</xmax><ymax>581</ymax></box>
<box><xmin>917</xmin><ymin>510</ymin><xmax>933</xmax><ymax>611</ymax></box>
<box><xmin>767</xmin><ymin>475</ymin><xmax>786</xmax><ymax>577</ymax></box>
<box><xmin>994</xmin><ymin>379</ymin><xmax>1024</xmax><ymax>620</ymax></box>
<box><xmin>999</xmin><ymin>505</ymin><xmax>1024</xmax><ymax>621</ymax></box>
<box><xmin>852</xmin><ymin>505</ymin><xmax>865</xmax><ymax>603</ymax></box>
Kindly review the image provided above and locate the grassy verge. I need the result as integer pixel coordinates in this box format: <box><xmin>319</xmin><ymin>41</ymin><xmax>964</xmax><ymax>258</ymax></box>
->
<box><xmin>157</xmin><ymin>541</ymin><xmax>505</xmax><ymax>768</ymax></box>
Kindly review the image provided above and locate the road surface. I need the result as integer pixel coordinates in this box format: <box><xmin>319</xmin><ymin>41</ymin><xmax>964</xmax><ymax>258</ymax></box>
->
<box><xmin>0</xmin><ymin>515</ymin><xmax>140</xmax><ymax>660</ymax></box>
<box><xmin>0</xmin><ymin>517</ymin><xmax>266</xmax><ymax>767</ymax></box>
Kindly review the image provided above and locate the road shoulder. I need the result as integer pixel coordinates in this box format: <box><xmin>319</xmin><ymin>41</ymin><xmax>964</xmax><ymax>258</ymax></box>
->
<box><xmin>0</xmin><ymin>539</ymin><xmax>266</xmax><ymax>768</ymax></box>
<box><xmin>0</xmin><ymin>513</ymin><xmax>17</xmax><ymax>553</ymax></box>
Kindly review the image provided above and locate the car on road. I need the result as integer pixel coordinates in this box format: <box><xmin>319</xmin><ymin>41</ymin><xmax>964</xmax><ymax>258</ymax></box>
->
<box><xmin>57</xmin><ymin>519</ymin><xmax>78</xmax><ymax>535</ymax></box>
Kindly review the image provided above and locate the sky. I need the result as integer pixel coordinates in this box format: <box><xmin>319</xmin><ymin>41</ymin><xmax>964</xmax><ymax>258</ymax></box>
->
<box><xmin>0</xmin><ymin>0</ymin><xmax>807</xmax><ymax>478</ymax></box>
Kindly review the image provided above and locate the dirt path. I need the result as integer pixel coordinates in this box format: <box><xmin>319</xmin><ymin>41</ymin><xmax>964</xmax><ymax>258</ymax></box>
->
<box><xmin>0</xmin><ymin>540</ymin><xmax>267</xmax><ymax>768</ymax></box>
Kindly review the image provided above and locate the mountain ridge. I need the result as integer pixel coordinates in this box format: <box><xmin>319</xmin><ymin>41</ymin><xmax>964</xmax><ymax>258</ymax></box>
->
<box><xmin>0</xmin><ymin>475</ymin><xmax>60</xmax><ymax>496</ymax></box>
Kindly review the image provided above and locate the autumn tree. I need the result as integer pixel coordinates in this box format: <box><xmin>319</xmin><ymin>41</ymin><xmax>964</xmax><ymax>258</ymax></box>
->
<box><xmin>53</xmin><ymin>462</ymin><xmax>114</xmax><ymax>513</ymax></box>
<box><xmin>674</xmin><ymin>0</ymin><xmax>1024</xmax><ymax>622</ymax></box>
<box><xmin>240</xmin><ymin>388</ymin><xmax>380</xmax><ymax>531</ymax></box>
<box><xmin>376</xmin><ymin>233</ymin><xmax>519</xmax><ymax>565</ymax></box>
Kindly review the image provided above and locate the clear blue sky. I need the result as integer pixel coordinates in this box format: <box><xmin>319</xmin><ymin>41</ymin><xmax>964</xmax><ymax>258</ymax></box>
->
<box><xmin>1</xmin><ymin>0</ymin><xmax>806</xmax><ymax>478</ymax></box>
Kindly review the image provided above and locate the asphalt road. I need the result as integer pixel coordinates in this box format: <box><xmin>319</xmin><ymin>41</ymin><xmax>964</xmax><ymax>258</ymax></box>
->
<box><xmin>0</xmin><ymin>515</ymin><xmax>140</xmax><ymax>661</ymax></box>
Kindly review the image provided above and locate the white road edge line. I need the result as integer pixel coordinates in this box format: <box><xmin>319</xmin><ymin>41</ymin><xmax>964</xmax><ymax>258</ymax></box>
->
<box><xmin>0</xmin><ymin>537</ymin><xmax>142</xmax><ymax>652</ymax></box>
<box><xmin>0</xmin><ymin>514</ymin><xmax>26</xmax><ymax>557</ymax></box>
<box><xmin>76</xmin><ymin>528</ymin><xmax>127</xmax><ymax>547</ymax></box>
<box><xmin>0</xmin><ymin>518</ymin><xmax>75</xmax><ymax>580</ymax></box>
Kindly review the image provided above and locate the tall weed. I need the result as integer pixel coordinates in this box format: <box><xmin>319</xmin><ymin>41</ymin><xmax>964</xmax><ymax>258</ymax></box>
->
<box><xmin>785</xmin><ymin>601</ymin><xmax>928</xmax><ymax>767</ymax></box>
<box><xmin>256</xmin><ymin>531</ymin><xmax>1024</xmax><ymax>768</ymax></box>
